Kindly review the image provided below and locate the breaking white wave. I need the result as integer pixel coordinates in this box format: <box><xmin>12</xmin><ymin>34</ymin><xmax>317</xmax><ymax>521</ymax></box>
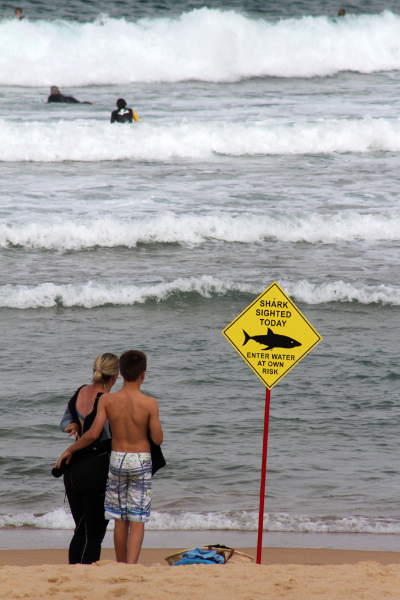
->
<box><xmin>1</xmin><ymin>212</ymin><xmax>399</xmax><ymax>250</ymax></box>
<box><xmin>0</xmin><ymin>508</ymin><xmax>74</xmax><ymax>530</ymax></box>
<box><xmin>0</xmin><ymin>277</ymin><xmax>255</xmax><ymax>309</ymax></box>
<box><xmin>2</xmin><ymin>9</ymin><xmax>400</xmax><ymax>85</ymax></box>
<box><xmin>2</xmin><ymin>118</ymin><xmax>400</xmax><ymax>162</ymax></box>
<box><xmin>0</xmin><ymin>277</ymin><xmax>399</xmax><ymax>309</ymax></box>
<box><xmin>149</xmin><ymin>512</ymin><xmax>400</xmax><ymax>534</ymax></box>
<box><xmin>2</xmin><ymin>508</ymin><xmax>400</xmax><ymax>534</ymax></box>
<box><xmin>281</xmin><ymin>280</ymin><xmax>400</xmax><ymax>306</ymax></box>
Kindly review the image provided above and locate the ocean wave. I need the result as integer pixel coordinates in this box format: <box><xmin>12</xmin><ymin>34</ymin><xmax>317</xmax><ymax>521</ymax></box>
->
<box><xmin>2</xmin><ymin>118</ymin><xmax>400</xmax><ymax>162</ymax></box>
<box><xmin>0</xmin><ymin>277</ymin><xmax>255</xmax><ymax>309</ymax></box>
<box><xmin>0</xmin><ymin>277</ymin><xmax>399</xmax><ymax>309</ymax></box>
<box><xmin>1</xmin><ymin>213</ymin><xmax>399</xmax><ymax>250</ymax></box>
<box><xmin>2</xmin><ymin>508</ymin><xmax>400</xmax><ymax>534</ymax></box>
<box><xmin>1</xmin><ymin>10</ymin><xmax>400</xmax><ymax>85</ymax></box>
<box><xmin>280</xmin><ymin>280</ymin><xmax>400</xmax><ymax>305</ymax></box>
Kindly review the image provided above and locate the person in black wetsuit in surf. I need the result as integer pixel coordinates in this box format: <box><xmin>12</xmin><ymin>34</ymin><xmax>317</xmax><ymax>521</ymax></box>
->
<box><xmin>110</xmin><ymin>98</ymin><xmax>140</xmax><ymax>123</ymax></box>
<box><xmin>47</xmin><ymin>86</ymin><xmax>95</xmax><ymax>104</ymax></box>
<box><xmin>58</xmin><ymin>353</ymin><xmax>119</xmax><ymax>564</ymax></box>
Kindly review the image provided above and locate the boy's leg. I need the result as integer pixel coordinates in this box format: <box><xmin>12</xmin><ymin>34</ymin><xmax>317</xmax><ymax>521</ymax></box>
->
<box><xmin>114</xmin><ymin>520</ymin><xmax>129</xmax><ymax>563</ymax></box>
<box><xmin>127</xmin><ymin>521</ymin><xmax>145</xmax><ymax>564</ymax></box>
<box><xmin>105</xmin><ymin>452</ymin><xmax>129</xmax><ymax>562</ymax></box>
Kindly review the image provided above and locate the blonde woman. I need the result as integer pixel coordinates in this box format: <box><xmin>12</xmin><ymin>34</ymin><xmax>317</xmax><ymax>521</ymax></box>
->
<box><xmin>59</xmin><ymin>353</ymin><xmax>119</xmax><ymax>564</ymax></box>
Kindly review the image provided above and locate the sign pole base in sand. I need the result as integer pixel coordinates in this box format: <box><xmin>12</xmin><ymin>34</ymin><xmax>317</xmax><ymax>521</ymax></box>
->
<box><xmin>256</xmin><ymin>387</ymin><xmax>270</xmax><ymax>565</ymax></box>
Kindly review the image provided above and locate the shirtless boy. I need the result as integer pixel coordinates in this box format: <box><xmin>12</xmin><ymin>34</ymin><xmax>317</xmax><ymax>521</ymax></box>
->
<box><xmin>56</xmin><ymin>350</ymin><xmax>163</xmax><ymax>564</ymax></box>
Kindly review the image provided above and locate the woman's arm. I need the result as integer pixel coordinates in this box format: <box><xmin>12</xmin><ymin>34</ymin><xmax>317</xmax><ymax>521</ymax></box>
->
<box><xmin>60</xmin><ymin>406</ymin><xmax>74</xmax><ymax>432</ymax></box>
<box><xmin>60</xmin><ymin>406</ymin><xmax>80</xmax><ymax>439</ymax></box>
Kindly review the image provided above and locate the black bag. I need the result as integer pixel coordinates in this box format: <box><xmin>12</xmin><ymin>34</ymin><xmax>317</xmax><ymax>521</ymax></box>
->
<box><xmin>149</xmin><ymin>437</ymin><xmax>166</xmax><ymax>476</ymax></box>
<box><xmin>51</xmin><ymin>462</ymin><xmax>68</xmax><ymax>478</ymax></box>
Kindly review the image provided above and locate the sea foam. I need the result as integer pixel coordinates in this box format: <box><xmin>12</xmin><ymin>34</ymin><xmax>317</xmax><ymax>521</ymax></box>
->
<box><xmin>1</xmin><ymin>10</ymin><xmax>400</xmax><ymax>85</ymax></box>
<box><xmin>0</xmin><ymin>213</ymin><xmax>399</xmax><ymax>250</ymax></box>
<box><xmin>0</xmin><ymin>277</ymin><xmax>399</xmax><ymax>309</ymax></box>
<box><xmin>2</xmin><ymin>508</ymin><xmax>400</xmax><ymax>534</ymax></box>
<box><xmin>1</xmin><ymin>118</ymin><xmax>400</xmax><ymax>162</ymax></box>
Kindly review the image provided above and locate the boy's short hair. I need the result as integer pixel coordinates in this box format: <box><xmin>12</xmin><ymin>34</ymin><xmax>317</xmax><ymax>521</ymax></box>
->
<box><xmin>117</xmin><ymin>98</ymin><xmax>127</xmax><ymax>109</ymax></box>
<box><xmin>120</xmin><ymin>350</ymin><xmax>147</xmax><ymax>382</ymax></box>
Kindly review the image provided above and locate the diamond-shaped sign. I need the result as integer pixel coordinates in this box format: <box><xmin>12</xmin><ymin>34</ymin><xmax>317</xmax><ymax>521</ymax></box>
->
<box><xmin>222</xmin><ymin>282</ymin><xmax>322</xmax><ymax>389</ymax></box>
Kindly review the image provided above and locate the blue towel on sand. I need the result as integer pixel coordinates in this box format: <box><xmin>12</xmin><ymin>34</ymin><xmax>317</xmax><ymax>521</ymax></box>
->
<box><xmin>172</xmin><ymin>548</ymin><xmax>224</xmax><ymax>566</ymax></box>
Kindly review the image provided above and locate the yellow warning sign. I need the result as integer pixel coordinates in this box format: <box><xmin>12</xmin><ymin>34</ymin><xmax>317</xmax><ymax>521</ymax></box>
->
<box><xmin>222</xmin><ymin>282</ymin><xmax>322</xmax><ymax>389</ymax></box>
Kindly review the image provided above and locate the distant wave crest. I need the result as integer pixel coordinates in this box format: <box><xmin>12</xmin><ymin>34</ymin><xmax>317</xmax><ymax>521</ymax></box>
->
<box><xmin>0</xmin><ymin>277</ymin><xmax>399</xmax><ymax>309</ymax></box>
<box><xmin>2</xmin><ymin>10</ymin><xmax>400</xmax><ymax>85</ymax></box>
<box><xmin>1</xmin><ymin>213</ymin><xmax>399</xmax><ymax>250</ymax></box>
<box><xmin>2</xmin><ymin>508</ymin><xmax>400</xmax><ymax>534</ymax></box>
<box><xmin>2</xmin><ymin>118</ymin><xmax>400</xmax><ymax>162</ymax></box>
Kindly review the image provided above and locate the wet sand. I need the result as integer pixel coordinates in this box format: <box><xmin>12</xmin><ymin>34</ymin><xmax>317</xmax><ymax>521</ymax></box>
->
<box><xmin>2</xmin><ymin>546</ymin><xmax>400</xmax><ymax>566</ymax></box>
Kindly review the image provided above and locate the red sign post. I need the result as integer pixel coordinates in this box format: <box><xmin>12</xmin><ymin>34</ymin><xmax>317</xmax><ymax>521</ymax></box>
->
<box><xmin>256</xmin><ymin>388</ymin><xmax>271</xmax><ymax>564</ymax></box>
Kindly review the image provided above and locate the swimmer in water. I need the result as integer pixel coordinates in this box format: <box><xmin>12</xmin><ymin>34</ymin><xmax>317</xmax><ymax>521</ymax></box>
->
<box><xmin>110</xmin><ymin>99</ymin><xmax>140</xmax><ymax>123</ymax></box>
<box><xmin>47</xmin><ymin>87</ymin><xmax>95</xmax><ymax>105</ymax></box>
<box><xmin>337</xmin><ymin>8</ymin><xmax>346</xmax><ymax>16</ymax></box>
<box><xmin>15</xmin><ymin>7</ymin><xmax>24</xmax><ymax>19</ymax></box>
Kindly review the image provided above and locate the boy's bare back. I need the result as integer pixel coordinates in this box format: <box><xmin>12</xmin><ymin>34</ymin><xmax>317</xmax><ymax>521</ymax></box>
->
<box><xmin>102</xmin><ymin>382</ymin><xmax>162</xmax><ymax>453</ymax></box>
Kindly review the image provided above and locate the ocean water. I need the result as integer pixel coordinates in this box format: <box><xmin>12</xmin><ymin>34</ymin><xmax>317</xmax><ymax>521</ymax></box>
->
<box><xmin>1</xmin><ymin>0</ymin><xmax>400</xmax><ymax>548</ymax></box>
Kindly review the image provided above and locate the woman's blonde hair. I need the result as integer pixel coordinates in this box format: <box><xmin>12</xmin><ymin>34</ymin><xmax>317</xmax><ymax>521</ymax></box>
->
<box><xmin>92</xmin><ymin>352</ymin><xmax>120</xmax><ymax>385</ymax></box>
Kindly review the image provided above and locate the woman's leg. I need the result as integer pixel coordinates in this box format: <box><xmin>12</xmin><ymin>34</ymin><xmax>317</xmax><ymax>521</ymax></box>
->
<box><xmin>75</xmin><ymin>453</ymin><xmax>110</xmax><ymax>564</ymax></box>
<box><xmin>81</xmin><ymin>487</ymin><xmax>109</xmax><ymax>564</ymax></box>
<box><xmin>64</xmin><ymin>468</ymin><xmax>86</xmax><ymax>564</ymax></box>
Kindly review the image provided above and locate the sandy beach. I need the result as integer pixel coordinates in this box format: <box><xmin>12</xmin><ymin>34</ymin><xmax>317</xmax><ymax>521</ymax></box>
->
<box><xmin>1</xmin><ymin>548</ymin><xmax>400</xmax><ymax>599</ymax></box>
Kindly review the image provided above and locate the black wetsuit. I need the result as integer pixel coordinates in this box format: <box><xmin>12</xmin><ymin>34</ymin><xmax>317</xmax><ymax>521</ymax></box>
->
<box><xmin>63</xmin><ymin>386</ymin><xmax>111</xmax><ymax>565</ymax></box>
<box><xmin>47</xmin><ymin>94</ymin><xmax>91</xmax><ymax>104</ymax></box>
<box><xmin>110</xmin><ymin>107</ymin><xmax>135</xmax><ymax>123</ymax></box>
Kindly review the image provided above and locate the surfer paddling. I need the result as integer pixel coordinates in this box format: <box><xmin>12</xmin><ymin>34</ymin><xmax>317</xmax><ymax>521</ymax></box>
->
<box><xmin>47</xmin><ymin>86</ymin><xmax>95</xmax><ymax>105</ymax></box>
<box><xmin>55</xmin><ymin>350</ymin><xmax>163</xmax><ymax>564</ymax></box>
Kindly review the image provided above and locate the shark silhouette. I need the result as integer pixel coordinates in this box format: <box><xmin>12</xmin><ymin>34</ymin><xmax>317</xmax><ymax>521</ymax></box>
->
<box><xmin>243</xmin><ymin>329</ymin><xmax>301</xmax><ymax>351</ymax></box>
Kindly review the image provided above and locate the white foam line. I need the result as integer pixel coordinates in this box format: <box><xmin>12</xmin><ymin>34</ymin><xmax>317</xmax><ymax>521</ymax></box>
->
<box><xmin>0</xmin><ymin>277</ymin><xmax>399</xmax><ymax>309</ymax></box>
<box><xmin>2</xmin><ymin>508</ymin><xmax>400</xmax><ymax>534</ymax></box>
<box><xmin>1</xmin><ymin>212</ymin><xmax>400</xmax><ymax>250</ymax></box>
<box><xmin>2</xmin><ymin>118</ymin><xmax>400</xmax><ymax>162</ymax></box>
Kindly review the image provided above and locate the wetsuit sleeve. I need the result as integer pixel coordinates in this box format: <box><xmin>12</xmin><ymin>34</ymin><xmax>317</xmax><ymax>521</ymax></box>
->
<box><xmin>111</xmin><ymin>112</ymin><xmax>116</xmax><ymax>123</ymax></box>
<box><xmin>132</xmin><ymin>110</ymin><xmax>140</xmax><ymax>122</ymax></box>
<box><xmin>60</xmin><ymin>406</ymin><xmax>74</xmax><ymax>432</ymax></box>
